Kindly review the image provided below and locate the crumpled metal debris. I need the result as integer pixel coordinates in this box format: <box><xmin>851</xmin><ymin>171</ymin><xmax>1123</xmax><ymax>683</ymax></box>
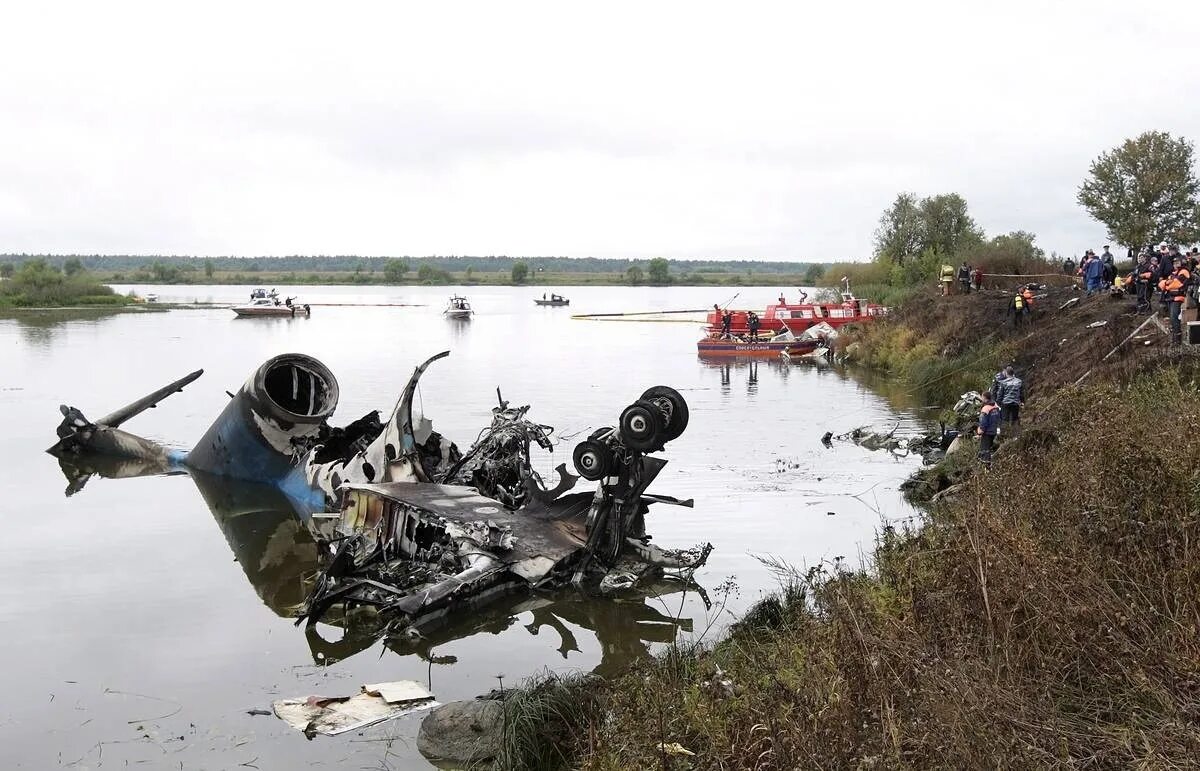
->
<box><xmin>298</xmin><ymin>384</ymin><xmax>711</xmax><ymax>638</ymax></box>
<box><xmin>47</xmin><ymin>354</ymin><xmax>714</xmax><ymax>641</ymax></box>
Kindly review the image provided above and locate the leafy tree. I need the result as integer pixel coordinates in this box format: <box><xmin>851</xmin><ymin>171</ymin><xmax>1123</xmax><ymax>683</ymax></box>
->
<box><xmin>647</xmin><ymin>257</ymin><xmax>670</xmax><ymax>284</ymax></box>
<box><xmin>962</xmin><ymin>231</ymin><xmax>1047</xmax><ymax>275</ymax></box>
<box><xmin>17</xmin><ymin>259</ymin><xmax>63</xmax><ymax>288</ymax></box>
<box><xmin>148</xmin><ymin>262</ymin><xmax>181</xmax><ymax>282</ymax></box>
<box><xmin>383</xmin><ymin>259</ymin><xmax>409</xmax><ymax>283</ymax></box>
<box><xmin>465</xmin><ymin>267</ymin><xmax>474</xmax><ymax>282</ymax></box>
<box><xmin>204</xmin><ymin>259</ymin><xmax>214</xmax><ymax>279</ymax></box>
<box><xmin>1078</xmin><ymin>131</ymin><xmax>1200</xmax><ymax>250</ymax></box>
<box><xmin>626</xmin><ymin>265</ymin><xmax>644</xmax><ymax>285</ymax></box>
<box><xmin>0</xmin><ymin>263</ymin><xmax>14</xmax><ymax>279</ymax></box>
<box><xmin>63</xmin><ymin>258</ymin><xmax>84</xmax><ymax>276</ymax></box>
<box><xmin>417</xmin><ymin>264</ymin><xmax>452</xmax><ymax>284</ymax></box>
<box><xmin>873</xmin><ymin>192</ymin><xmax>924</xmax><ymax>264</ymax></box>
<box><xmin>511</xmin><ymin>261</ymin><xmax>529</xmax><ymax>283</ymax></box>
<box><xmin>803</xmin><ymin>264</ymin><xmax>825</xmax><ymax>285</ymax></box>
<box><xmin>918</xmin><ymin>193</ymin><xmax>984</xmax><ymax>256</ymax></box>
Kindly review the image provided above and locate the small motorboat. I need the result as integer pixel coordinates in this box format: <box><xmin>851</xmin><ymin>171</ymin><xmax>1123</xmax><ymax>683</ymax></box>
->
<box><xmin>534</xmin><ymin>293</ymin><xmax>570</xmax><ymax>307</ymax></box>
<box><xmin>444</xmin><ymin>295</ymin><xmax>473</xmax><ymax>319</ymax></box>
<box><xmin>144</xmin><ymin>293</ymin><xmax>159</xmax><ymax>303</ymax></box>
<box><xmin>232</xmin><ymin>296</ymin><xmax>311</xmax><ymax>318</ymax></box>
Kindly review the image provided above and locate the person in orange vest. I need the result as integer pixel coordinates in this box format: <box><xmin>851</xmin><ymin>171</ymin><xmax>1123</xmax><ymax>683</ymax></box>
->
<box><xmin>1159</xmin><ymin>257</ymin><xmax>1192</xmax><ymax>344</ymax></box>
<box><xmin>1021</xmin><ymin>284</ymin><xmax>1035</xmax><ymax>309</ymax></box>
<box><xmin>976</xmin><ymin>391</ymin><xmax>1001</xmax><ymax>465</ymax></box>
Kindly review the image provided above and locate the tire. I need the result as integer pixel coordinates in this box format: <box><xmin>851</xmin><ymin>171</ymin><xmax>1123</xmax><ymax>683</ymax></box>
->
<box><xmin>640</xmin><ymin>385</ymin><xmax>689</xmax><ymax>442</ymax></box>
<box><xmin>573</xmin><ymin>439</ymin><xmax>612</xmax><ymax>481</ymax></box>
<box><xmin>619</xmin><ymin>399</ymin><xmax>665</xmax><ymax>452</ymax></box>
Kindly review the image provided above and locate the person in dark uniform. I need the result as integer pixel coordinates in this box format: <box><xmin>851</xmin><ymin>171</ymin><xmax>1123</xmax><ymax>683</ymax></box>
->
<box><xmin>977</xmin><ymin>391</ymin><xmax>1001</xmax><ymax>465</ymax></box>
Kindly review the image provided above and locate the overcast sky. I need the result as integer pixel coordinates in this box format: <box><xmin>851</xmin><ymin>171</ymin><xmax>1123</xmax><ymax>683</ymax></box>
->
<box><xmin>2</xmin><ymin>1</ymin><xmax>1198</xmax><ymax>261</ymax></box>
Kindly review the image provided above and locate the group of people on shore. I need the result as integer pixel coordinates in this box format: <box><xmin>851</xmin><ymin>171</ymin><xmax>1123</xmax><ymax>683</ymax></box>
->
<box><xmin>1064</xmin><ymin>246</ymin><xmax>1118</xmax><ymax>295</ymax></box>
<box><xmin>977</xmin><ymin>242</ymin><xmax>1199</xmax><ymax>461</ymax></box>
<box><xmin>940</xmin><ymin>262</ymin><xmax>984</xmax><ymax>295</ymax></box>
<box><xmin>1126</xmin><ymin>243</ymin><xmax>1197</xmax><ymax>344</ymax></box>
<box><xmin>976</xmin><ymin>365</ymin><xmax>1024</xmax><ymax>464</ymax></box>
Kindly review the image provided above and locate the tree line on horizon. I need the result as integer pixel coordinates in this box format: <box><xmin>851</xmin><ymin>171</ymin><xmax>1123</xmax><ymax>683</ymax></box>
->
<box><xmin>0</xmin><ymin>253</ymin><xmax>822</xmax><ymax>278</ymax></box>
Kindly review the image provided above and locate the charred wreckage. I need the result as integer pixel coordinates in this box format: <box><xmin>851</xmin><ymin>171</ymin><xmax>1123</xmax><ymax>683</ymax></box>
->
<box><xmin>49</xmin><ymin>351</ymin><xmax>711</xmax><ymax>639</ymax></box>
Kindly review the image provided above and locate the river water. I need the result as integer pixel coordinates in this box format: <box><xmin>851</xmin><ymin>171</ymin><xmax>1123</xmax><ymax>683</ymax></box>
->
<box><xmin>0</xmin><ymin>284</ymin><xmax>926</xmax><ymax>769</ymax></box>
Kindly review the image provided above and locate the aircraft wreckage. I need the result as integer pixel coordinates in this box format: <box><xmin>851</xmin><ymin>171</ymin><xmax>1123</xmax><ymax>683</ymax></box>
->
<box><xmin>48</xmin><ymin>352</ymin><xmax>711</xmax><ymax>637</ymax></box>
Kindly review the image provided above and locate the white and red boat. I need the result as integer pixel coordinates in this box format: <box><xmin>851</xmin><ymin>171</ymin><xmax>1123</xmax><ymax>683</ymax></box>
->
<box><xmin>703</xmin><ymin>292</ymin><xmax>887</xmax><ymax>339</ymax></box>
<box><xmin>697</xmin><ymin>291</ymin><xmax>886</xmax><ymax>358</ymax></box>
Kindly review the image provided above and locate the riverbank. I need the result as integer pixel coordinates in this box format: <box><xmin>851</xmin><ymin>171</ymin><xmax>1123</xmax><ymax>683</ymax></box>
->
<box><xmin>494</xmin><ymin>285</ymin><xmax>1200</xmax><ymax>769</ymax></box>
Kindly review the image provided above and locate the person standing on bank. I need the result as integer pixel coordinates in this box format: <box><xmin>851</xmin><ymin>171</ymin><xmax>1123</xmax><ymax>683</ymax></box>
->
<box><xmin>977</xmin><ymin>391</ymin><xmax>1001</xmax><ymax>465</ymax></box>
<box><xmin>998</xmin><ymin>366</ymin><xmax>1023</xmax><ymax>428</ymax></box>
<box><xmin>1158</xmin><ymin>257</ymin><xmax>1191</xmax><ymax>345</ymax></box>
<box><xmin>1133</xmin><ymin>251</ymin><xmax>1154</xmax><ymax>313</ymax></box>
<box><xmin>958</xmin><ymin>262</ymin><xmax>971</xmax><ymax>294</ymax></box>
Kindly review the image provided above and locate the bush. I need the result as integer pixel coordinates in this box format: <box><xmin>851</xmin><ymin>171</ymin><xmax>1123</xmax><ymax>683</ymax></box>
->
<box><xmin>0</xmin><ymin>259</ymin><xmax>126</xmax><ymax>308</ymax></box>
<box><xmin>417</xmin><ymin>264</ymin><xmax>453</xmax><ymax>284</ymax></box>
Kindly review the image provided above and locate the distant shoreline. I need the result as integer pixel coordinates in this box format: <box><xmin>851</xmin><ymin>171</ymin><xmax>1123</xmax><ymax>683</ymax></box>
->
<box><xmin>95</xmin><ymin>270</ymin><xmax>811</xmax><ymax>288</ymax></box>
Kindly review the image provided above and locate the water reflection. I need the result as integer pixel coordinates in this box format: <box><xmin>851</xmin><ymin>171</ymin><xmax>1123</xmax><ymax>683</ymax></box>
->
<box><xmin>308</xmin><ymin>582</ymin><xmax>701</xmax><ymax>678</ymax></box>
<box><xmin>53</xmin><ymin>457</ymin><xmax>703</xmax><ymax>678</ymax></box>
<box><xmin>190</xmin><ymin>471</ymin><xmax>322</xmax><ymax>618</ymax></box>
<box><xmin>0</xmin><ymin>308</ymin><xmax>132</xmax><ymax>348</ymax></box>
<box><xmin>55</xmin><ymin>452</ymin><xmax>182</xmax><ymax>497</ymax></box>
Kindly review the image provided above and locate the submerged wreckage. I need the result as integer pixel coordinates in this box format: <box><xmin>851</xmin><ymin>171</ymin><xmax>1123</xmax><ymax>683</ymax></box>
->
<box><xmin>49</xmin><ymin>352</ymin><xmax>711</xmax><ymax>638</ymax></box>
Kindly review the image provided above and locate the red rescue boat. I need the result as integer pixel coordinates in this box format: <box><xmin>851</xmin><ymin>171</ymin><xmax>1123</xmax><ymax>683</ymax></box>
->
<box><xmin>697</xmin><ymin>290</ymin><xmax>886</xmax><ymax>358</ymax></box>
<box><xmin>703</xmin><ymin>292</ymin><xmax>888</xmax><ymax>338</ymax></box>
<box><xmin>696</xmin><ymin>337</ymin><xmax>822</xmax><ymax>358</ymax></box>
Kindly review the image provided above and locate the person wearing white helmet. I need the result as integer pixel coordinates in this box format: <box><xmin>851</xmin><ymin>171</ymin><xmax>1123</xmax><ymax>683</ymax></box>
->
<box><xmin>1157</xmin><ymin>243</ymin><xmax>1174</xmax><ymax>285</ymax></box>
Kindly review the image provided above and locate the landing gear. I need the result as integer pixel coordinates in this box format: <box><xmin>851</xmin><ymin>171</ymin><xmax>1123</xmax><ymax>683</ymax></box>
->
<box><xmin>574</xmin><ymin>385</ymin><xmax>689</xmax><ymax>479</ymax></box>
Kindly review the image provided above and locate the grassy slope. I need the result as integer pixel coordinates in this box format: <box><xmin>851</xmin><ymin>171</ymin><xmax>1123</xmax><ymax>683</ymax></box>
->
<box><xmin>502</xmin><ymin>286</ymin><xmax>1200</xmax><ymax>770</ymax></box>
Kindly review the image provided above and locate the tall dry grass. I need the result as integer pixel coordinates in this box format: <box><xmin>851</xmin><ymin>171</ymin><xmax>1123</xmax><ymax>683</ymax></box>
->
<box><xmin>520</xmin><ymin>373</ymin><xmax>1200</xmax><ymax>770</ymax></box>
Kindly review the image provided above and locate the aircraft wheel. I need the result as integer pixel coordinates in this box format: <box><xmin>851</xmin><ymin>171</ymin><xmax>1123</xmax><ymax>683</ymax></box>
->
<box><xmin>640</xmin><ymin>385</ymin><xmax>689</xmax><ymax>442</ymax></box>
<box><xmin>573</xmin><ymin>439</ymin><xmax>613</xmax><ymax>481</ymax></box>
<box><xmin>619</xmin><ymin>399</ymin><xmax>665</xmax><ymax>452</ymax></box>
